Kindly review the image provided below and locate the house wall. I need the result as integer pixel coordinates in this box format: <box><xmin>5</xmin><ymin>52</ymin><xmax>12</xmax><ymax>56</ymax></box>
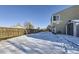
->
<box><xmin>52</xmin><ymin>6</ymin><xmax>79</xmax><ymax>34</ymax></box>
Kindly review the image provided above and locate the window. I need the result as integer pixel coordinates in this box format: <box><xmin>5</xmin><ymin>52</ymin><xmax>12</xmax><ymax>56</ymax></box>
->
<box><xmin>53</xmin><ymin>16</ymin><xmax>56</xmax><ymax>21</ymax></box>
<box><xmin>53</xmin><ymin>16</ymin><xmax>60</xmax><ymax>21</ymax></box>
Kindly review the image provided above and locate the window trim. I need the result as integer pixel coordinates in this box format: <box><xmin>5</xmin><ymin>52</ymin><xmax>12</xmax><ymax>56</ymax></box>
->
<box><xmin>53</xmin><ymin>15</ymin><xmax>60</xmax><ymax>21</ymax></box>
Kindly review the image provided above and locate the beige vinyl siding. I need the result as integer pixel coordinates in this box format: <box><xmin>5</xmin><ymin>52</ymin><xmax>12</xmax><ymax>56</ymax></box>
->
<box><xmin>52</xmin><ymin>6</ymin><xmax>79</xmax><ymax>34</ymax></box>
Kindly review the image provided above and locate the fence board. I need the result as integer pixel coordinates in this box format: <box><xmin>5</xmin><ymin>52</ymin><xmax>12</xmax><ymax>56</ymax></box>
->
<box><xmin>0</xmin><ymin>27</ymin><xmax>25</xmax><ymax>39</ymax></box>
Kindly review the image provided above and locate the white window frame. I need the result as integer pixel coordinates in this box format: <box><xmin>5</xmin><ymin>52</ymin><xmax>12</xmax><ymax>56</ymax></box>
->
<box><xmin>53</xmin><ymin>15</ymin><xmax>60</xmax><ymax>21</ymax></box>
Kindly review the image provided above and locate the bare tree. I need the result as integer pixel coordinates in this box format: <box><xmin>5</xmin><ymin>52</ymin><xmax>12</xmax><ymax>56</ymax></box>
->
<box><xmin>24</xmin><ymin>21</ymin><xmax>34</xmax><ymax>29</ymax></box>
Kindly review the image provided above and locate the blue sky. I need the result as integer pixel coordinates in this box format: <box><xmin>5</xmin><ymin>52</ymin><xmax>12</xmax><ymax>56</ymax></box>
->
<box><xmin>0</xmin><ymin>5</ymin><xmax>71</xmax><ymax>28</ymax></box>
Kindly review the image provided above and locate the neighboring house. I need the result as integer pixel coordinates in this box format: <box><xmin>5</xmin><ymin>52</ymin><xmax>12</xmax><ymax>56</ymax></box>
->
<box><xmin>50</xmin><ymin>5</ymin><xmax>79</xmax><ymax>36</ymax></box>
<box><xmin>12</xmin><ymin>25</ymin><xmax>24</xmax><ymax>28</ymax></box>
<box><xmin>12</xmin><ymin>24</ymin><xmax>24</xmax><ymax>29</ymax></box>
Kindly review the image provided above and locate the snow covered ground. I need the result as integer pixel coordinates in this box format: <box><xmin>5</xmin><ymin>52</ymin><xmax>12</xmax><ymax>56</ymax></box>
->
<box><xmin>0</xmin><ymin>32</ymin><xmax>79</xmax><ymax>54</ymax></box>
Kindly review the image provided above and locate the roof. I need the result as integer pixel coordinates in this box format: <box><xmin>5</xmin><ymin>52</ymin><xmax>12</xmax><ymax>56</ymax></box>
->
<box><xmin>52</xmin><ymin>5</ymin><xmax>76</xmax><ymax>16</ymax></box>
<box><xmin>11</xmin><ymin>24</ymin><xmax>25</xmax><ymax>29</ymax></box>
<box><xmin>72</xmin><ymin>20</ymin><xmax>79</xmax><ymax>23</ymax></box>
<box><xmin>12</xmin><ymin>26</ymin><xmax>24</xmax><ymax>28</ymax></box>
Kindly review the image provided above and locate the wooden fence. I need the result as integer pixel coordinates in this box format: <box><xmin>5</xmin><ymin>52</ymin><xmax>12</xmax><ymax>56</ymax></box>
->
<box><xmin>0</xmin><ymin>27</ymin><xmax>41</xmax><ymax>40</ymax></box>
<box><xmin>0</xmin><ymin>27</ymin><xmax>25</xmax><ymax>39</ymax></box>
<box><xmin>26</xmin><ymin>29</ymin><xmax>40</xmax><ymax>34</ymax></box>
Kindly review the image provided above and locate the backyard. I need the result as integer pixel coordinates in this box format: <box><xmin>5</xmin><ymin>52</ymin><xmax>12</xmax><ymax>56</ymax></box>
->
<box><xmin>0</xmin><ymin>32</ymin><xmax>79</xmax><ymax>54</ymax></box>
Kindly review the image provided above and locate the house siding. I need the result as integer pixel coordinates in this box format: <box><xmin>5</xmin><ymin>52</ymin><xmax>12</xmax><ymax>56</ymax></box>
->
<box><xmin>51</xmin><ymin>6</ymin><xmax>79</xmax><ymax>34</ymax></box>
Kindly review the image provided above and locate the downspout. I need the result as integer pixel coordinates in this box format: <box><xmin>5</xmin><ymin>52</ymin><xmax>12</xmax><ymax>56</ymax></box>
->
<box><xmin>66</xmin><ymin>24</ymin><xmax>67</xmax><ymax>35</ymax></box>
<box><xmin>73</xmin><ymin>23</ymin><xmax>76</xmax><ymax>36</ymax></box>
